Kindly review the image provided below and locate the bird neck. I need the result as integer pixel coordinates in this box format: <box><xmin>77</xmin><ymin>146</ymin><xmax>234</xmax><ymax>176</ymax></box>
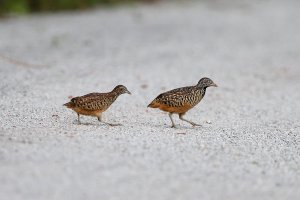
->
<box><xmin>196</xmin><ymin>82</ymin><xmax>204</xmax><ymax>88</ymax></box>
<box><xmin>202</xmin><ymin>87</ymin><xmax>207</xmax><ymax>96</ymax></box>
<box><xmin>111</xmin><ymin>90</ymin><xmax>122</xmax><ymax>97</ymax></box>
<box><xmin>196</xmin><ymin>86</ymin><xmax>206</xmax><ymax>96</ymax></box>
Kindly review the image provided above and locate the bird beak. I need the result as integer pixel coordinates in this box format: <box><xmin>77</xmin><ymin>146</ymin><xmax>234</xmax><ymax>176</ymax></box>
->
<box><xmin>126</xmin><ymin>90</ymin><xmax>131</xmax><ymax>95</ymax></box>
<box><xmin>211</xmin><ymin>83</ymin><xmax>218</xmax><ymax>87</ymax></box>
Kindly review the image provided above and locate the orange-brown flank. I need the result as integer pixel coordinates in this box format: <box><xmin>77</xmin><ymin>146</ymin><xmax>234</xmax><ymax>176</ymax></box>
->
<box><xmin>149</xmin><ymin>101</ymin><xmax>193</xmax><ymax>114</ymax></box>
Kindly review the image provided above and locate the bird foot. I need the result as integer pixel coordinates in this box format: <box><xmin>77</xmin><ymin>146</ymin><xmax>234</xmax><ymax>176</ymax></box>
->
<box><xmin>171</xmin><ymin>125</ymin><xmax>177</xmax><ymax>128</ymax></box>
<box><xmin>191</xmin><ymin>123</ymin><xmax>202</xmax><ymax>127</ymax></box>
<box><xmin>107</xmin><ymin>123</ymin><xmax>122</xmax><ymax>127</ymax></box>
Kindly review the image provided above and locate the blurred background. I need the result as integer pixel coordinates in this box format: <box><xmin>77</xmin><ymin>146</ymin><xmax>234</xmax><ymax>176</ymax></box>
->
<box><xmin>0</xmin><ymin>0</ymin><xmax>159</xmax><ymax>15</ymax></box>
<box><xmin>0</xmin><ymin>0</ymin><xmax>300</xmax><ymax>200</ymax></box>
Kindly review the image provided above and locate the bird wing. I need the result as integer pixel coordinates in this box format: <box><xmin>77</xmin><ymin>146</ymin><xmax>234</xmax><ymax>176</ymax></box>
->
<box><xmin>154</xmin><ymin>86</ymin><xmax>195</xmax><ymax>106</ymax></box>
<box><xmin>71</xmin><ymin>93</ymin><xmax>109</xmax><ymax>110</ymax></box>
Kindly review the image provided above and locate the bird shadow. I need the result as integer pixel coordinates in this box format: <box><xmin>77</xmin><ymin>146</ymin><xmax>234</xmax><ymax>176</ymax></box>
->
<box><xmin>72</xmin><ymin>121</ymin><xmax>122</xmax><ymax>127</ymax></box>
<box><xmin>142</xmin><ymin>122</ymin><xmax>204</xmax><ymax>131</ymax></box>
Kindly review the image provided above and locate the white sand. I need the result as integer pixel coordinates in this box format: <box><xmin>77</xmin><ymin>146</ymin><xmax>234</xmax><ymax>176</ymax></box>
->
<box><xmin>0</xmin><ymin>1</ymin><xmax>300</xmax><ymax>199</ymax></box>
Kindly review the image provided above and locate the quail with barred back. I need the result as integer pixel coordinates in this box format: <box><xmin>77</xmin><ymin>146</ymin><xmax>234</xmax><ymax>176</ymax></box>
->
<box><xmin>64</xmin><ymin>85</ymin><xmax>131</xmax><ymax>126</ymax></box>
<box><xmin>148</xmin><ymin>78</ymin><xmax>217</xmax><ymax>128</ymax></box>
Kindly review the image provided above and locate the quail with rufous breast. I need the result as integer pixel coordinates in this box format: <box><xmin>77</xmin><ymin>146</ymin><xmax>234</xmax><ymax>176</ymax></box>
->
<box><xmin>64</xmin><ymin>85</ymin><xmax>131</xmax><ymax>126</ymax></box>
<box><xmin>148</xmin><ymin>77</ymin><xmax>217</xmax><ymax>128</ymax></box>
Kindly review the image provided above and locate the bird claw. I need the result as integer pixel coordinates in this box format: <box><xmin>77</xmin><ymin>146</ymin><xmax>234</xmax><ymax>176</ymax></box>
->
<box><xmin>107</xmin><ymin>123</ymin><xmax>122</xmax><ymax>127</ymax></box>
<box><xmin>191</xmin><ymin>123</ymin><xmax>202</xmax><ymax>127</ymax></box>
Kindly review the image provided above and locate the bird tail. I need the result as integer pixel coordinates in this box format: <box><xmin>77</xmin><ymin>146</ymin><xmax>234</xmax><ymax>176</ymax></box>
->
<box><xmin>63</xmin><ymin>102</ymin><xmax>75</xmax><ymax>108</ymax></box>
<box><xmin>148</xmin><ymin>100</ymin><xmax>160</xmax><ymax>108</ymax></box>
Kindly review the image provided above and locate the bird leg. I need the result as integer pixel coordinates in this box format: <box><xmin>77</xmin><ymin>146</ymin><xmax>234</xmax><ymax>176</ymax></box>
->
<box><xmin>169</xmin><ymin>113</ymin><xmax>176</xmax><ymax>128</ymax></box>
<box><xmin>179</xmin><ymin>113</ymin><xmax>201</xmax><ymax>127</ymax></box>
<box><xmin>77</xmin><ymin>114</ymin><xmax>81</xmax><ymax>124</ymax></box>
<box><xmin>97</xmin><ymin>116</ymin><xmax>121</xmax><ymax>126</ymax></box>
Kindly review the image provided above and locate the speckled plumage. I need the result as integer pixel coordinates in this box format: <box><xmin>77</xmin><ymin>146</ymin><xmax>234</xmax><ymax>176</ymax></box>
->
<box><xmin>69</xmin><ymin>92</ymin><xmax>118</xmax><ymax>111</ymax></box>
<box><xmin>148</xmin><ymin>86</ymin><xmax>205</xmax><ymax>112</ymax></box>
<box><xmin>64</xmin><ymin>85</ymin><xmax>131</xmax><ymax>125</ymax></box>
<box><xmin>148</xmin><ymin>77</ymin><xmax>217</xmax><ymax>128</ymax></box>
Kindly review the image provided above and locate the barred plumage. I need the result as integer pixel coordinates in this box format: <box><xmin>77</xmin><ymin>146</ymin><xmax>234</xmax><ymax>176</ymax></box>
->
<box><xmin>64</xmin><ymin>85</ymin><xmax>131</xmax><ymax>125</ymax></box>
<box><xmin>148</xmin><ymin>77</ymin><xmax>217</xmax><ymax>128</ymax></box>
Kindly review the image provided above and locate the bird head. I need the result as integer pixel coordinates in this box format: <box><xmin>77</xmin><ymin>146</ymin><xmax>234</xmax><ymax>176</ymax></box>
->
<box><xmin>113</xmin><ymin>85</ymin><xmax>131</xmax><ymax>95</ymax></box>
<box><xmin>197</xmin><ymin>77</ymin><xmax>218</xmax><ymax>88</ymax></box>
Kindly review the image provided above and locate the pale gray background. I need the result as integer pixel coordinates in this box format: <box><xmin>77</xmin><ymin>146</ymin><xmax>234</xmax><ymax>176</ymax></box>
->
<box><xmin>0</xmin><ymin>0</ymin><xmax>300</xmax><ymax>200</ymax></box>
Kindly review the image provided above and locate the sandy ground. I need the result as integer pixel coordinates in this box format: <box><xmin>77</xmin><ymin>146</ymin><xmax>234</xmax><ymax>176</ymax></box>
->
<box><xmin>0</xmin><ymin>0</ymin><xmax>300</xmax><ymax>199</ymax></box>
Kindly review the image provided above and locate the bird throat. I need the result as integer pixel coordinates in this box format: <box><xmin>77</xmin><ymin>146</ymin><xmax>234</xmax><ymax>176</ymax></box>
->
<box><xmin>201</xmin><ymin>87</ymin><xmax>207</xmax><ymax>97</ymax></box>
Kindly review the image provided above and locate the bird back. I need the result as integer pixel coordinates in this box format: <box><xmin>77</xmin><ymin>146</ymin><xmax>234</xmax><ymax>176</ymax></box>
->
<box><xmin>65</xmin><ymin>92</ymin><xmax>117</xmax><ymax>111</ymax></box>
<box><xmin>149</xmin><ymin>86</ymin><xmax>205</xmax><ymax>108</ymax></box>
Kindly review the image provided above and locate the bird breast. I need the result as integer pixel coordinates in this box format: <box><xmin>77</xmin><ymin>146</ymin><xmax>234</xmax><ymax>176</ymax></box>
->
<box><xmin>182</xmin><ymin>89</ymin><xmax>204</xmax><ymax>107</ymax></box>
